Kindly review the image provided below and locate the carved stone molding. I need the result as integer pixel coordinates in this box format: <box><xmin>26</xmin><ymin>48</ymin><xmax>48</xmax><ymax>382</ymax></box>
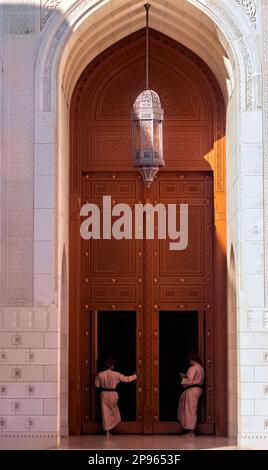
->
<box><xmin>240</xmin><ymin>433</ymin><xmax>268</xmax><ymax>440</ymax></box>
<box><xmin>40</xmin><ymin>1</ymin><xmax>255</xmax><ymax>112</ymax></box>
<box><xmin>0</xmin><ymin>304</ymin><xmax>58</xmax><ymax>331</ymax></box>
<box><xmin>207</xmin><ymin>1</ymin><xmax>254</xmax><ymax>110</ymax></box>
<box><xmin>40</xmin><ymin>0</ymin><xmax>62</xmax><ymax>29</ymax></box>
<box><xmin>263</xmin><ymin>1</ymin><xmax>268</xmax><ymax>306</ymax></box>
<box><xmin>236</xmin><ymin>0</ymin><xmax>256</xmax><ymax>26</ymax></box>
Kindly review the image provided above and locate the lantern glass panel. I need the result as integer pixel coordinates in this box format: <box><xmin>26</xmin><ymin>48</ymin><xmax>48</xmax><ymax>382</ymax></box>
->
<box><xmin>153</xmin><ymin>121</ymin><xmax>160</xmax><ymax>154</ymax></box>
<box><xmin>135</xmin><ymin>122</ymin><xmax>140</xmax><ymax>153</ymax></box>
<box><xmin>143</xmin><ymin>121</ymin><xmax>152</xmax><ymax>150</ymax></box>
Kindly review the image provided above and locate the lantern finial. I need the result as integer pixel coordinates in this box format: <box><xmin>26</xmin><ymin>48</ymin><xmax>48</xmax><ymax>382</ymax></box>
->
<box><xmin>145</xmin><ymin>2</ymin><xmax>150</xmax><ymax>90</ymax></box>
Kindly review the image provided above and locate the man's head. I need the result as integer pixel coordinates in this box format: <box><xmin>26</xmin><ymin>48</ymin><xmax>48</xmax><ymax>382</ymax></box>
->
<box><xmin>105</xmin><ymin>358</ymin><xmax>115</xmax><ymax>370</ymax></box>
<box><xmin>188</xmin><ymin>351</ymin><xmax>202</xmax><ymax>366</ymax></box>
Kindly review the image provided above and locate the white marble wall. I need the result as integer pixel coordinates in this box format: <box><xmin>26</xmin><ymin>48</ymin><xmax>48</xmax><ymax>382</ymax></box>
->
<box><xmin>0</xmin><ymin>305</ymin><xmax>59</xmax><ymax>449</ymax></box>
<box><xmin>238</xmin><ymin>106</ymin><xmax>268</xmax><ymax>448</ymax></box>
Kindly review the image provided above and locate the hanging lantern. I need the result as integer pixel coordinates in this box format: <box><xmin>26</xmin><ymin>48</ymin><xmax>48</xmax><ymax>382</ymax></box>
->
<box><xmin>132</xmin><ymin>89</ymin><xmax>164</xmax><ymax>184</ymax></box>
<box><xmin>131</xmin><ymin>3</ymin><xmax>165</xmax><ymax>184</ymax></box>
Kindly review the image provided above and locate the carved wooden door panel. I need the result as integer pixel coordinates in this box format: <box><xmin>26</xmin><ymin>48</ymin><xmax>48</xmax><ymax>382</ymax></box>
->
<box><xmin>151</xmin><ymin>172</ymin><xmax>214</xmax><ymax>434</ymax></box>
<box><xmin>80</xmin><ymin>172</ymin><xmax>144</xmax><ymax>433</ymax></box>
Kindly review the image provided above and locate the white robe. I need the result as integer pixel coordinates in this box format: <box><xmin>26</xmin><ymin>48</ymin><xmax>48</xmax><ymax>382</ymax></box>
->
<box><xmin>177</xmin><ymin>362</ymin><xmax>204</xmax><ymax>430</ymax></box>
<box><xmin>95</xmin><ymin>369</ymin><xmax>137</xmax><ymax>431</ymax></box>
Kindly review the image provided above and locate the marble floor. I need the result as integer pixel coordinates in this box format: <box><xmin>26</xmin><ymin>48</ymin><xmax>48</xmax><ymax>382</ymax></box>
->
<box><xmin>59</xmin><ymin>435</ymin><xmax>238</xmax><ymax>450</ymax></box>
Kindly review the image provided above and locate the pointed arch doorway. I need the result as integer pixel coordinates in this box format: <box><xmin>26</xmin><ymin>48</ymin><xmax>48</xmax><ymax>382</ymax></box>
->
<box><xmin>69</xmin><ymin>29</ymin><xmax>227</xmax><ymax>435</ymax></box>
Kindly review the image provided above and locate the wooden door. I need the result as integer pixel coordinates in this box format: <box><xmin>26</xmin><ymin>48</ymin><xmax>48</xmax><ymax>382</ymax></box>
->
<box><xmin>151</xmin><ymin>172</ymin><xmax>214</xmax><ymax>433</ymax></box>
<box><xmin>69</xmin><ymin>29</ymin><xmax>226</xmax><ymax>435</ymax></box>
<box><xmin>79</xmin><ymin>171</ymin><xmax>214</xmax><ymax>434</ymax></box>
<box><xmin>80</xmin><ymin>172</ymin><xmax>144</xmax><ymax>433</ymax></box>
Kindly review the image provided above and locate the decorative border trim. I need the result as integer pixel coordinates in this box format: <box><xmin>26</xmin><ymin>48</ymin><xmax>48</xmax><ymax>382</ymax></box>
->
<box><xmin>0</xmin><ymin>434</ymin><xmax>57</xmax><ymax>438</ymax></box>
<box><xmin>40</xmin><ymin>0</ymin><xmax>62</xmax><ymax>30</ymax></box>
<box><xmin>263</xmin><ymin>1</ymin><xmax>268</xmax><ymax>306</ymax></box>
<box><xmin>240</xmin><ymin>433</ymin><xmax>267</xmax><ymax>440</ymax></box>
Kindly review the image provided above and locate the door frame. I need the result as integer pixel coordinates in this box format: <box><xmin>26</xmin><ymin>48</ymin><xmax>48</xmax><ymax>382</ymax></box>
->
<box><xmin>81</xmin><ymin>308</ymin><xmax>143</xmax><ymax>434</ymax></box>
<box><xmin>152</xmin><ymin>309</ymin><xmax>214</xmax><ymax>435</ymax></box>
<box><xmin>69</xmin><ymin>30</ymin><xmax>227</xmax><ymax>436</ymax></box>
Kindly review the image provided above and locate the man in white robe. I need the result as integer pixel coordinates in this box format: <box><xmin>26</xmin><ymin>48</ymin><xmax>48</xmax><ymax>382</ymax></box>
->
<box><xmin>177</xmin><ymin>352</ymin><xmax>204</xmax><ymax>435</ymax></box>
<box><xmin>95</xmin><ymin>359</ymin><xmax>137</xmax><ymax>435</ymax></box>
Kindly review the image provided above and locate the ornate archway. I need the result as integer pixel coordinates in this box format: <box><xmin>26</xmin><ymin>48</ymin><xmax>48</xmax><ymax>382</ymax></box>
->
<box><xmin>34</xmin><ymin>0</ymin><xmax>264</xmax><ymax>447</ymax></box>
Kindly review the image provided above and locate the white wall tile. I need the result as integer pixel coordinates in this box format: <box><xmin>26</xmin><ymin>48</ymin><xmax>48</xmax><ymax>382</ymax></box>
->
<box><xmin>240</xmin><ymin>274</ymin><xmax>264</xmax><ymax>307</ymax></box>
<box><xmin>33</xmin><ymin>349</ymin><xmax>57</xmax><ymax>365</ymax></box>
<box><xmin>243</xmin><ymin>176</ymin><xmax>263</xmax><ymax>208</ymax></box>
<box><xmin>34</xmin><ymin>209</ymin><xmax>53</xmax><ymax>241</ymax></box>
<box><xmin>0</xmin><ymin>366</ymin><xmax>14</xmax><ymax>381</ymax></box>
<box><xmin>241</xmin><ymin>416</ymin><xmax>266</xmax><ymax>432</ymax></box>
<box><xmin>242</xmin><ymin>241</ymin><xmax>264</xmax><ymax>275</ymax></box>
<box><xmin>239</xmin><ymin>332</ymin><xmax>254</xmax><ymax>348</ymax></box>
<box><xmin>0</xmin><ymin>399</ymin><xmax>43</xmax><ymax>415</ymax></box>
<box><xmin>11</xmin><ymin>332</ymin><xmax>44</xmax><ymax>348</ymax></box>
<box><xmin>30</xmin><ymin>382</ymin><xmax>57</xmax><ymax>399</ymax></box>
<box><xmin>241</xmin><ymin>111</ymin><xmax>262</xmax><ymax>143</ymax></box>
<box><xmin>4</xmin><ymin>349</ymin><xmax>34</xmax><ymax>364</ymax></box>
<box><xmin>5</xmin><ymin>416</ymin><xmax>30</xmax><ymax>432</ymax></box>
<box><xmin>240</xmin><ymin>349</ymin><xmax>268</xmax><ymax>366</ymax></box>
<box><xmin>240</xmin><ymin>383</ymin><xmax>265</xmax><ymax>399</ymax></box>
<box><xmin>0</xmin><ymin>365</ymin><xmax>44</xmax><ymax>382</ymax></box>
<box><xmin>0</xmin><ymin>383</ymin><xmax>26</xmax><ymax>398</ymax></box>
<box><xmin>35</xmin><ymin>112</ymin><xmax>54</xmax><ymax>144</ymax></box>
<box><xmin>0</xmin><ymin>382</ymin><xmax>57</xmax><ymax>399</ymax></box>
<box><xmin>34</xmin><ymin>242</ymin><xmax>53</xmax><ymax>274</ymax></box>
<box><xmin>35</xmin><ymin>143</ymin><xmax>54</xmax><ymax>176</ymax></box>
<box><xmin>15</xmin><ymin>366</ymin><xmax>44</xmax><ymax>382</ymax></box>
<box><xmin>44</xmin><ymin>398</ymin><xmax>57</xmax><ymax>415</ymax></box>
<box><xmin>241</xmin><ymin>399</ymin><xmax>254</xmax><ymax>416</ymax></box>
<box><xmin>1</xmin><ymin>348</ymin><xmax>57</xmax><ymax>366</ymax></box>
<box><xmin>0</xmin><ymin>333</ymin><xmax>13</xmax><ymax>348</ymax></box>
<box><xmin>240</xmin><ymin>366</ymin><xmax>254</xmax><ymax>382</ymax></box>
<box><xmin>33</xmin><ymin>416</ymin><xmax>57</xmax><ymax>432</ymax></box>
<box><xmin>34</xmin><ymin>176</ymin><xmax>54</xmax><ymax>209</ymax></box>
<box><xmin>0</xmin><ymin>435</ymin><xmax>57</xmax><ymax>450</ymax></box>
<box><xmin>243</xmin><ymin>209</ymin><xmax>263</xmax><ymax>241</ymax></box>
<box><xmin>255</xmin><ymin>400</ymin><xmax>268</xmax><ymax>415</ymax></box>
<box><xmin>43</xmin><ymin>365</ymin><xmax>57</xmax><ymax>382</ymax></box>
<box><xmin>241</xmin><ymin>144</ymin><xmax>262</xmax><ymax>175</ymax></box>
<box><xmin>255</xmin><ymin>367</ymin><xmax>268</xmax><ymax>382</ymax></box>
<box><xmin>44</xmin><ymin>332</ymin><xmax>58</xmax><ymax>348</ymax></box>
<box><xmin>34</xmin><ymin>275</ymin><xmax>53</xmax><ymax>306</ymax></box>
<box><xmin>254</xmin><ymin>333</ymin><xmax>268</xmax><ymax>348</ymax></box>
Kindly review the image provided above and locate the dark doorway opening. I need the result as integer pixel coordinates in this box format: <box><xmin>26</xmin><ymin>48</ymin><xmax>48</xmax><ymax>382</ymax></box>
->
<box><xmin>97</xmin><ymin>311</ymin><xmax>136</xmax><ymax>422</ymax></box>
<box><xmin>159</xmin><ymin>311</ymin><xmax>198</xmax><ymax>422</ymax></box>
